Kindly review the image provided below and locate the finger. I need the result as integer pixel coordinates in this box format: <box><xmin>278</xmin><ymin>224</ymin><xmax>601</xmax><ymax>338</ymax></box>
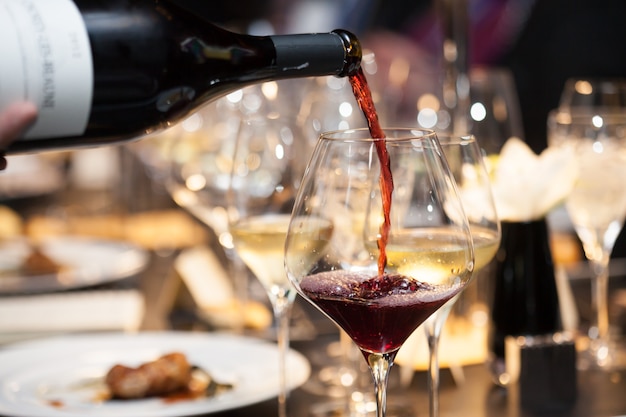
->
<box><xmin>0</xmin><ymin>102</ymin><xmax>38</xmax><ymax>149</ymax></box>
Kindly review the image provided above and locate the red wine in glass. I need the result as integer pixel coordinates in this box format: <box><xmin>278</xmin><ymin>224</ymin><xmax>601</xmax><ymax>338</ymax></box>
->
<box><xmin>287</xmin><ymin>119</ymin><xmax>472</xmax><ymax>417</ymax></box>
<box><xmin>300</xmin><ymin>271</ymin><xmax>457</xmax><ymax>354</ymax></box>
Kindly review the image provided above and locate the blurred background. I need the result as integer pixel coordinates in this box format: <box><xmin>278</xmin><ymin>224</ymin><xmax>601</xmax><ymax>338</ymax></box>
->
<box><xmin>1</xmin><ymin>0</ymin><xmax>625</xmax><ymax>343</ymax></box>
<box><xmin>1</xmin><ymin>1</ymin><xmax>626</xmax><ymax>415</ymax></box>
<box><xmin>176</xmin><ymin>0</ymin><xmax>626</xmax><ymax>153</ymax></box>
<box><xmin>2</xmin><ymin>0</ymin><xmax>626</xmax><ymax>347</ymax></box>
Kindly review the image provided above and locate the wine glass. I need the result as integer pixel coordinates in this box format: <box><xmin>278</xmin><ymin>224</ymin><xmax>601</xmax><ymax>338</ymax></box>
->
<box><xmin>165</xmin><ymin>93</ymin><xmax>242</xmax><ymax>247</ymax></box>
<box><xmin>299</xmin><ymin>76</ymin><xmax>369</xmax><ymax>147</ymax></box>
<box><xmin>164</xmin><ymin>82</ymin><xmax>302</xmax><ymax>329</ymax></box>
<box><xmin>548</xmin><ymin>109</ymin><xmax>626</xmax><ymax>370</ymax></box>
<box><xmin>558</xmin><ymin>77</ymin><xmax>626</xmax><ymax>111</ymax></box>
<box><xmin>298</xmin><ymin>75</ymin><xmax>381</xmax><ymax>413</ymax></box>
<box><xmin>227</xmin><ymin>102</ymin><xmax>308</xmax><ymax>417</ymax></box>
<box><xmin>285</xmin><ymin>128</ymin><xmax>475</xmax><ymax>417</ymax></box>
<box><xmin>418</xmin><ymin>134</ymin><xmax>501</xmax><ymax>417</ymax></box>
<box><xmin>159</xmin><ymin>90</ymin><xmax>258</xmax><ymax>329</ymax></box>
<box><xmin>467</xmin><ymin>67</ymin><xmax>525</xmax><ymax>154</ymax></box>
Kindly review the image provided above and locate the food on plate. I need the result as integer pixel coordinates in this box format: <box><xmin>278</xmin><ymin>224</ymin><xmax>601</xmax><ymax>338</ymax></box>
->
<box><xmin>0</xmin><ymin>205</ymin><xmax>65</xmax><ymax>278</ymax></box>
<box><xmin>19</xmin><ymin>245</ymin><xmax>65</xmax><ymax>276</ymax></box>
<box><xmin>105</xmin><ymin>352</ymin><xmax>233</xmax><ymax>400</ymax></box>
<box><xmin>105</xmin><ymin>352</ymin><xmax>192</xmax><ymax>399</ymax></box>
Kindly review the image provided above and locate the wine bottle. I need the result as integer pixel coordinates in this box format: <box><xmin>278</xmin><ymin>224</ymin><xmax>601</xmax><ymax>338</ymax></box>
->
<box><xmin>488</xmin><ymin>219</ymin><xmax>562</xmax><ymax>385</ymax></box>
<box><xmin>0</xmin><ymin>0</ymin><xmax>361</xmax><ymax>153</ymax></box>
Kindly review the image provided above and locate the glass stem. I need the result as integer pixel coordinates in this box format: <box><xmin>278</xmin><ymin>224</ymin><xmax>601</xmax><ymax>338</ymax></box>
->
<box><xmin>226</xmin><ymin>251</ymin><xmax>248</xmax><ymax>334</ymax></box>
<box><xmin>590</xmin><ymin>258</ymin><xmax>610</xmax><ymax>355</ymax></box>
<box><xmin>425</xmin><ymin>299</ymin><xmax>454</xmax><ymax>417</ymax></box>
<box><xmin>367</xmin><ymin>352</ymin><xmax>394</xmax><ymax>417</ymax></box>
<box><xmin>273</xmin><ymin>294</ymin><xmax>293</xmax><ymax>417</ymax></box>
<box><xmin>427</xmin><ymin>333</ymin><xmax>440</xmax><ymax>417</ymax></box>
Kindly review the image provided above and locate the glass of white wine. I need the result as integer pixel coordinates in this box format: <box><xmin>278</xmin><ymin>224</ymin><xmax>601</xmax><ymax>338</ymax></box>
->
<box><xmin>419</xmin><ymin>134</ymin><xmax>500</xmax><ymax>417</ymax></box>
<box><xmin>548</xmin><ymin>109</ymin><xmax>626</xmax><ymax>370</ymax></box>
<box><xmin>227</xmin><ymin>93</ymin><xmax>310</xmax><ymax>417</ymax></box>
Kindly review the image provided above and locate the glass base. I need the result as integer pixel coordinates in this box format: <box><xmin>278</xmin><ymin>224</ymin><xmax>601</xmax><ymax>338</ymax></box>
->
<box><xmin>486</xmin><ymin>356</ymin><xmax>510</xmax><ymax>387</ymax></box>
<box><xmin>301</xmin><ymin>364</ymin><xmax>358</xmax><ymax>398</ymax></box>
<box><xmin>576</xmin><ymin>336</ymin><xmax>626</xmax><ymax>370</ymax></box>
<box><xmin>308</xmin><ymin>396</ymin><xmax>373</xmax><ymax>417</ymax></box>
<box><xmin>308</xmin><ymin>395</ymin><xmax>414</xmax><ymax>417</ymax></box>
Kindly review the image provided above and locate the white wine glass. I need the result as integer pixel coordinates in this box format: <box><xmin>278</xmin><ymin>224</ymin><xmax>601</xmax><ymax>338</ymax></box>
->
<box><xmin>164</xmin><ymin>82</ymin><xmax>298</xmax><ymax>329</ymax></box>
<box><xmin>228</xmin><ymin>103</ymin><xmax>308</xmax><ymax>417</ymax></box>
<box><xmin>161</xmin><ymin>91</ymin><xmax>255</xmax><ymax>329</ymax></box>
<box><xmin>165</xmin><ymin>93</ymin><xmax>242</xmax><ymax>247</ymax></box>
<box><xmin>285</xmin><ymin>128</ymin><xmax>475</xmax><ymax>417</ymax></box>
<box><xmin>420</xmin><ymin>134</ymin><xmax>501</xmax><ymax>417</ymax></box>
<box><xmin>548</xmin><ymin>109</ymin><xmax>626</xmax><ymax>370</ymax></box>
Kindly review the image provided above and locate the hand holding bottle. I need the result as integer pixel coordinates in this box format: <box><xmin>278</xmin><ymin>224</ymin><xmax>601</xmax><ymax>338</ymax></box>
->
<box><xmin>0</xmin><ymin>102</ymin><xmax>38</xmax><ymax>169</ymax></box>
<box><xmin>2</xmin><ymin>0</ymin><xmax>361</xmax><ymax>154</ymax></box>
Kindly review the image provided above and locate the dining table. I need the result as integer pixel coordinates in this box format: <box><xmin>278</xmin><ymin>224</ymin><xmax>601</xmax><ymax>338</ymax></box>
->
<box><xmin>2</xmin><ymin>246</ymin><xmax>625</xmax><ymax>417</ymax></box>
<box><xmin>123</xmin><ymin>281</ymin><xmax>626</xmax><ymax>417</ymax></box>
<box><xmin>1</xmin><ymin>148</ymin><xmax>626</xmax><ymax>417</ymax></box>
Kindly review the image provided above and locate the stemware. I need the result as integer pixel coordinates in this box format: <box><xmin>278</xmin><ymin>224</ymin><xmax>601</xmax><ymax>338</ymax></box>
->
<box><xmin>165</xmin><ymin>93</ymin><xmax>242</xmax><ymax>247</ymax></box>
<box><xmin>298</xmin><ymin>75</ymin><xmax>378</xmax><ymax>414</ymax></box>
<box><xmin>558</xmin><ymin>77</ymin><xmax>626</xmax><ymax>111</ymax></box>
<box><xmin>227</xmin><ymin>101</ymin><xmax>308</xmax><ymax>417</ymax></box>
<box><xmin>419</xmin><ymin>134</ymin><xmax>500</xmax><ymax>417</ymax></box>
<box><xmin>548</xmin><ymin>110</ymin><xmax>626</xmax><ymax>370</ymax></box>
<box><xmin>285</xmin><ymin>128</ymin><xmax>475</xmax><ymax>417</ymax></box>
<box><xmin>164</xmin><ymin>82</ymin><xmax>302</xmax><ymax>329</ymax></box>
<box><xmin>467</xmin><ymin>67</ymin><xmax>525</xmax><ymax>154</ymax></box>
<box><xmin>299</xmin><ymin>76</ymin><xmax>369</xmax><ymax>148</ymax></box>
<box><xmin>161</xmin><ymin>90</ymin><xmax>253</xmax><ymax>329</ymax></box>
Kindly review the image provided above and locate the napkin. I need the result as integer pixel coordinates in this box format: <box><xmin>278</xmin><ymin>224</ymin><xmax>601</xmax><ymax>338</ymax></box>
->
<box><xmin>490</xmin><ymin>138</ymin><xmax>578</xmax><ymax>221</ymax></box>
<box><xmin>0</xmin><ymin>289</ymin><xmax>145</xmax><ymax>344</ymax></box>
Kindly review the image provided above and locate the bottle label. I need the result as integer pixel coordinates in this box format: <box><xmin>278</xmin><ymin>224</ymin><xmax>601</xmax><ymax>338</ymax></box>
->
<box><xmin>0</xmin><ymin>0</ymin><xmax>92</xmax><ymax>139</ymax></box>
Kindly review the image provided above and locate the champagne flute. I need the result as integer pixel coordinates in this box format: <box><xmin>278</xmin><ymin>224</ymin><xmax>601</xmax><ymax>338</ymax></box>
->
<box><xmin>548</xmin><ymin>109</ymin><xmax>626</xmax><ymax>370</ymax></box>
<box><xmin>421</xmin><ymin>134</ymin><xmax>501</xmax><ymax>417</ymax></box>
<box><xmin>228</xmin><ymin>102</ymin><xmax>308</xmax><ymax>417</ymax></box>
<box><xmin>285</xmin><ymin>128</ymin><xmax>475</xmax><ymax>417</ymax></box>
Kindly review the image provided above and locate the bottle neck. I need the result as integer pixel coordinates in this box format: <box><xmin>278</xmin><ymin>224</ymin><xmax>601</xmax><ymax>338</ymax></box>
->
<box><xmin>270</xmin><ymin>29</ymin><xmax>361</xmax><ymax>78</ymax></box>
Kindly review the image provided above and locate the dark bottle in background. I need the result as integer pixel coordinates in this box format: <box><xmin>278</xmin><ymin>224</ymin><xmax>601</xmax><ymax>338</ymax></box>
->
<box><xmin>489</xmin><ymin>218</ymin><xmax>562</xmax><ymax>385</ymax></box>
<box><xmin>1</xmin><ymin>0</ymin><xmax>361</xmax><ymax>153</ymax></box>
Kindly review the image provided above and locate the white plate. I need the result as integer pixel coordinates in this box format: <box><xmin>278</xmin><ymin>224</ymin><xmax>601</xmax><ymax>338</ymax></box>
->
<box><xmin>0</xmin><ymin>236</ymin><xmax>149</xmax><ymax>294</ymax></box>
<box><xmin>0</xmin><ymin>332</ymin><xmax>311</xmax><ymax>417</ymax></box>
